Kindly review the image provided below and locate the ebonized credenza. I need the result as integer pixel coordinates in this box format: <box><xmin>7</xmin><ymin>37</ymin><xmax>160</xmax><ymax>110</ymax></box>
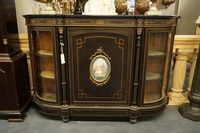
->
<box><xmin>24</xmin><ymin>15</ymin><xmax>179</xmax><ymax>123</ymax></box>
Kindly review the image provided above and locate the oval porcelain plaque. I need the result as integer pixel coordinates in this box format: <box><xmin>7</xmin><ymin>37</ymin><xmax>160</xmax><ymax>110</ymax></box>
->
<box><xmin>90</xmin><ymin>55</ymin><xmax>111</xmax><ymax>83</ymax></box>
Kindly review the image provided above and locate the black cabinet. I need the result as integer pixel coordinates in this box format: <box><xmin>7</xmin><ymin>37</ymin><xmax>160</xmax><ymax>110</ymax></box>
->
<box><xmin>24</xmin><ymin>15</ymin><xmax>179</xmax><ymax>122</ymax></box>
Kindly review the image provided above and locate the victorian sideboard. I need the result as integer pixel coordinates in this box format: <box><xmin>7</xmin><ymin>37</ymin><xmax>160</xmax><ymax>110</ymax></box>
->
<box><xmin>24</xmin><ymin>15</ymin><xmax>179</xmax><ymax>122</ymax></box>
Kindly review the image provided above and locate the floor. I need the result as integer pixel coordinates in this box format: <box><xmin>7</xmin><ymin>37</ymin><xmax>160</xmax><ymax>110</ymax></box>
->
<box><xmin>0</xmin><ymin>105</ymin><xmax>200</xmax><ymax>133</ymax></box>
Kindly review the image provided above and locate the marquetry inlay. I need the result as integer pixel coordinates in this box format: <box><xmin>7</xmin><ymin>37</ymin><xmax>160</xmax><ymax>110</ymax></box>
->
<box><xmin>144</xmin><ymin>19</ymin><xmax>174</xmax><ymax>26</ymax></box>
<box><xmin>57</xmin><ymin>19</ymin><xmax>64</xmax><ymax>25</ymax></box>
<box><xmin>136</xmin><ymin>19</ymin><xmax>144</xmax><ymax>26</ymax></box>
<box><xmin>27</xmin><ymin>19</ymin><xmax>57</xmax><ymax>25</ymax></box>
<box><xmin>65</xmin><ymin>19</ymin><xmax>135</xmax><ymax>26</ymax></box>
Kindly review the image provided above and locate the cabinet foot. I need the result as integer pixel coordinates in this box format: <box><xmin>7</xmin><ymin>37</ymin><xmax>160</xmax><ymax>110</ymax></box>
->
<box><xmin>8</xmin><ymin>115</ymin><xmax>27</xmax><ymax>122</ymax></box>
<box><xmin>130</xmin><ymin>118</ymin><xmax>137</xmax><ymax>123</ymax></box>
<box><xmin>61</xmin><ymin>116</ymin><xmax>69</xmax><ymax>123</ymax></box>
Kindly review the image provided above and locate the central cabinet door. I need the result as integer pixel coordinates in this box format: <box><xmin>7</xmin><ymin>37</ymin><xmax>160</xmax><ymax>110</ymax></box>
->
<box><xmin>67</xmin><ymin>28</ymin><xmax>135</xmax><ymax>105</ymax></box>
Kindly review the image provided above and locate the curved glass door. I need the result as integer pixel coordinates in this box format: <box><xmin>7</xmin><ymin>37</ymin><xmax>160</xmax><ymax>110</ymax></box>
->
<box><xmin>31</xmin><ymin>29</ymin><xmax>57</xmax><ymax>102</ymax></box>
<box><xmin>144</xmin><ymin>29</ymin><xmax>171</xmax><ymax>103</ymax></box>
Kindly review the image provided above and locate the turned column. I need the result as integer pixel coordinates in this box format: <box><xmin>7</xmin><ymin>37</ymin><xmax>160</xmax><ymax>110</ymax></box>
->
<box><xmin>168</xmin><ymin>52</ymin><xmax>188</xmax><ymax>105</ymax></box>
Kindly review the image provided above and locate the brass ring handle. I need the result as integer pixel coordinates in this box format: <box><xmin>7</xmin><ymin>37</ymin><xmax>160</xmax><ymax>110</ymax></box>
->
<box><xmin>0</xmin><ymin>69</ymin><xmax>6</xmax><ymax>73</ymax></box>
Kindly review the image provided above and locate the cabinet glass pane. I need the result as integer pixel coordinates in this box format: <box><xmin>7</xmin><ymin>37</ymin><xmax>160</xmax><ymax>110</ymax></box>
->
<box><xmin>31</xmin><ymin>30</ymin><xmax>56</xmax><ymax>102</ymax></box>
<box><xmin>144</xmin><ymin>31</ymin><xmax>169</xmax><ymax>103</ymax></box>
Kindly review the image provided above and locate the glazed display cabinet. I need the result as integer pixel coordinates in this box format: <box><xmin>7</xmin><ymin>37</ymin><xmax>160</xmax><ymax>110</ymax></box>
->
<box><xmin>24</xmin><ymin>15</ymin><xmax>179</xmax><ymax>122</ymax></box>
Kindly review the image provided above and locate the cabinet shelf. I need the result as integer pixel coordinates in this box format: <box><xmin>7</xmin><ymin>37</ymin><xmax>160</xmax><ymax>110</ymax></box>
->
<box><xmin>38</xmin><ymin>92</ymin><xmax>56</xmax><ymax>102</ymax></box>
<box><xmin>148</xmin><ymin>51</ymin><xmax>164</xmax><ymax>56</ymax></box>
<box><xmin>146</xmin><ymin>72</ymin><xmax>161</xmax><ymax>80</ymax></box>
<box><xmin>36</xmin><ymin>50</ymin><xmax>53</xmax><ymax>56</ymax></box>
<box><xmin>39</xmin><ymin>71</ymin><xmax>55</xmax><ymax>79</ymax></box>
<box><xmin>144</xmin><ymin>93</ymin><xmax>161</xmax><ymax>102</ymax></box>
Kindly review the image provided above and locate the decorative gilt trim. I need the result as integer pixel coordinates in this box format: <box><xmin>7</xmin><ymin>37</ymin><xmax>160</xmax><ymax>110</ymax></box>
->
<box><xmin>137</xmin><ymin>28</ymin><xmax>142</xmax><ymax>35</ymax></box>
<box><xmin>27</xmin><ymin>19</ymin><xmax>57</xmax><ymax>25</ymax></box>
<box><xmin>58</xmin><ymin>27</ymin><xmax>64</xmax><ymax>34</ymax></box>
<box><xmin>144</xmin><ymin>19</ymin><xmax>174</xmax><ymax>26</ymax></box>
<box><xmin>65</xmin><ymin>19</ymin><xmax>135</xmax><ymax>26</ymax></box>
<box><xmin>89</xmin><ymin>75</ymin><xmax>111</xmax><ymax>87</ymax></box>
<box><xmin>136</xmin><ymin>19</ymin><xmax>144</xmax><ymax>27</ymax></box>
<box><xmin>90</xmin><ymin>20</ymin><xmax>107</xmax><ymax>25</ymax></box>
<box><xmin>57</xmin><ymin>19</ymin><xmax>64</xmax><ymax>25</ymax></box>
<box><xmin>65</xmin><ymin>20</ymin><xmax>76</xmax><ymax>24</ymax></box>
<box><xmin>89</xmin><ymin>47</ymin><xmax>111</xmax><ymax>60</ymax></box>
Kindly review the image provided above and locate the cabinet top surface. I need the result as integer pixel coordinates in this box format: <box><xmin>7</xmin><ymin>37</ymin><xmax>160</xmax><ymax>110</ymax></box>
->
<box><xmin>23</xmin><ymin>14</ymin><xmax>180</xmax><ymax>27</ymax></box>
<box><xmin>23</xmin><ymin>14</ymin><xmax>179</xmax><ymax>19</ymax></box>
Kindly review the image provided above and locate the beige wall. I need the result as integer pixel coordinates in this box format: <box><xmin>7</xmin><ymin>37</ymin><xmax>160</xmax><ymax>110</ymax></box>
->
<box><xmin>15</xmin><ymin>0</ymin><xmax>46</xmax><ymax>34</ymax></box>
<box><xmin>176</xmin><ymin>0</ymin><xmax>200</xmax><ymax>35</ymax></box>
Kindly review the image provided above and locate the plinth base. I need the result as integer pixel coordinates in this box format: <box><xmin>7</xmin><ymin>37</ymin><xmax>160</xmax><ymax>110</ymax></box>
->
<box><xmin>167</xmin><ymin>92</ymin><xmax>189</xmax><ymax>105</ymax></box>
<box><xmin>179</xmin><ymin>103</ymin><xmax>200</xmax><ymax>121</ymax></box>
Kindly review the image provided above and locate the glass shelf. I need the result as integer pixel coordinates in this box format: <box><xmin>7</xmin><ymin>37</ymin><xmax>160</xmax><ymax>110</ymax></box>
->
<box><xmin>148</xmin><ymin>51</ymin><xmax>164</xmax><ymax>56</ymax></box>
<box><xmin>144</xmin><ymin>93</ymin><xmax>161</xmax><ymax>103</ymax></box>
<box><xmin>37</xmin><ymin>92</ymin><xmax>56</xmax><ymax>102</ymax></box>
<box><xmin>146</xmin><ymin>72</ymin><xmax>161</xmax><ymax>80</ymax></box>
<box><xmin>37</xmin><ymin>50</ymin><xmax>53</xmax><ymax>56</ymax></box>
<box><xmin>39</xmin><ymin>71</ymin><xmax>55</xmax><ymax>79</ymax></box>
<box><xmin>36</xmin><ymin>77</ymin><xmax>56</xmax><ymax>102</ymax></box>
